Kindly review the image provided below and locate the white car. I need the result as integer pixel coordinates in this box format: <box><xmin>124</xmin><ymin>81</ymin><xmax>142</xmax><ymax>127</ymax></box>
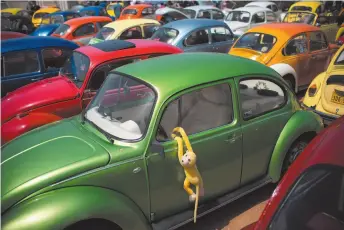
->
<box><xmin>245</xmin><ymin>1</ymin><xmax>284</xmax><ymax>21</ymax></box>
<box><xmin>224</xmin><ymin>6</ymin><xmax>278</xmax><ymax>37</ymax></box>
<box><xmin>183</xmin><ymin>5</ymin><xmax>226</xmax><ymax>20</ymax></box>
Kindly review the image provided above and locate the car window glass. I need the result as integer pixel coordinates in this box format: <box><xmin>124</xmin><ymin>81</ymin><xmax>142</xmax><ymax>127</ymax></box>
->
<box><xmin>73</xmin><ymin>23</ymin><xmax>95</xmax><ymax>37</ymax></box>
<box><xmin>197</xmin><ymin>10</ymin><xmax>211</xmax><ymax>19</ymax></box>
<box><xmin>272</xmin><ymin>5</ymin><xmax>278</xmax><ymax>12</ymax></box>
<box><xmin>211</xmin><ymin>9</ymin><xmax>224</xmax><ymax>20</ymax></box>
<box><xmin>184</xmin><ymin>29</ymin><xmax>209</xmax><ymax>46</ymax></box>
<box><xmin>100</xmin><ymin>8</ymin><xmax>108</xmax><ymax>16</ymax></box>
<box><xmin>143</xmin><ymin>24</ymin><xmax>159</xmax><ymax>38</ymax></box>
<box><xmin>80</xmin><ymin>10</ymin><xmax>96</xmax><ymax>16</ymax></box>
<box><xmin>87</xmin><ymin>58</ymin><xmax>141</xmax><ymax>91</ymax></box>
<box><xmin>42</xmin><ymin>48</ymin><xmax>73</xmax><ymax>71</ymax></box>
<box><xmin>51</xmin><ymin>15</ymin><xmax>64</xmax><ymax>24</ymax></box>
<box><xmin>269</xmin><ymin>167</ymin><xmax>344</xmax><ymax>230</ymax></box>
<box><xmin>210</xmin><ymin>26</ymin><xmax>233</xmax><ymax>42</ymax></box>
<box><xmin>266</xmin><ymin>11</ymin><xmax>277</xmax><ymax>22</ymax></box>
<box><xmin>142</xmin><ymin>7</ymin><xmax>153</xmax><ymax>16</ymax></box>
<box><xmin>157</xmin><ymin>83</ymin><xmax>233</xmax><ymax>141</ymax></box>
<box><xmin>98</xmin><ymin>21</ymin><xmax>110</xmax><ymax>28</ymax></box>
<box><xmin>310</xmin><ymin>32</ymin><xmax>328</xmax><ymax>51</ymax></box>
<box><xmin>119</xmin><ymin>26</ymin><xmax>143</xmax><ymax>39</ymax></box>
<box><xmin>267</xmin><ymin>5</ymin><xmax>272</xmax><ymax>9</ymax></box>
<box><xmin>251</xmin><ymin>12</ymin><xmax>265</xmax><ymax>23</ymax></box>
<box><xmin>234</xmin><ymin>33</ymin><xmax>277</xmax><ymax>53</ymax></box>
<box><xmin>239</xmin><ymin>78</ymin><xmax>285</xmax><ymax>120</ymax></box>
<box><xmin>335</xmin><ymin>50</ymin><xmax>344</xmax><ymax>65</ymax></box>
<box><xmin>284</xmin><ymin>34</ymin><xmax>308</xmax><ymax>56</ymax></box>
<box><xmin>3</xmin><ymin>50</ymin><xmax>39</xmax><ymax>77</ymax></box>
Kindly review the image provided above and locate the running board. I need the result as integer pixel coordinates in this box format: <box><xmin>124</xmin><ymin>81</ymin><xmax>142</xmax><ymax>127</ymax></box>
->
<box><xmin>152</xmin><ymin>176</ymin><xmax>272</xmax><ymax>230</ymax></box>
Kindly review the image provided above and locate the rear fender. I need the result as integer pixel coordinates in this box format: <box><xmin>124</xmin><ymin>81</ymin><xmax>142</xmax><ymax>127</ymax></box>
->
<box><xmin>269</xmin><ymin>63</ymin><xmax>298</xmax><ymax>92</ymax></box>
<box><xmin>2</xmin><ymin>186</ymin><xmax>151</xmax><ymax>230</ymax></box>
<box><xmin>268</xmin><ymin>110</ymin><xmax>323</xmax><ymax>182</ymax></box>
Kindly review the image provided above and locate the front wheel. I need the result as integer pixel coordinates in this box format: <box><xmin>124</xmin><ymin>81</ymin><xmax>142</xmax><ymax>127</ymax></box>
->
<box><xmin>281</xmin><ymin>139</ymin><xmax>309</xmax><ymax>176</ymax></box>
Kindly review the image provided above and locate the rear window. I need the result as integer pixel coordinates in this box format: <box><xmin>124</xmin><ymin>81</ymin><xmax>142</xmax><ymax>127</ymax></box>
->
<box><xmin>95</xmin><ymin>27</ymin><xmax>115</xmax><ymax>40</ymax></box>
<box><xmin>234</xmin><ymin>32</ymin><xmax>277</xmax><ymax>53</ymax></box>
<box><xmin>122</xmin><ymin>9</ymin><xmax>137</xmax><ymax>15</ymax></box>
<box><xmin>290</xmin><ymin>6</ymin><xmax>312</xmax><ymax>12</ymax></box>
<box><xmin>34</xmin><ymin>12</ymin><xmax>49</xmax><ymax>19</ymax></box>
<box><xmin>53</xmin><ymin>24</ymin><xmax>70</xmax><ymax>36</ymax></box>
<box><xmin>335</xmin><ymin>50</ymin><xmax>344</xmax><ymax>65</ymax></box>
<box><xmin>151</xmin><ymin>27</ymin><xmax>179</xmax><ymax>44</ymax></box>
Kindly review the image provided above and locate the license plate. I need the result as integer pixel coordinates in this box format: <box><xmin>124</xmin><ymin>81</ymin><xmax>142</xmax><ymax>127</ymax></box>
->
<box><xmin>331</xmin><ymin>91</ymin><xmax>344</xmax><ymax>105</ymax></box>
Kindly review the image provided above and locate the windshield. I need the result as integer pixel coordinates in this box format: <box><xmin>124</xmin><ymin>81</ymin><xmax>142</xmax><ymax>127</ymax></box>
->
<box><xmin>85</xmin><ymin>72</ymin><xmax>156</xmax><ymax>141</ymax></box>
<box><xmin>290</xmin><ymin>6</ymin><xmax>312</xmax><ymax>12</ymax></box>
<box><xmin>60</xmin><ymin>51</ymin><xmax>90</xmax><ymax>88</ymax></box>
<box><xmin>226</xmin><ymin>11</ymin><xmax>251</xmax><ymax>23</ymax></box>
<box><xmin>34</xmin><ymin>12</ymin><xmax>49</xmax><ymax>19</ymax></box>
<box><xmin>95</xmin><ymin>27</ymin><xmax>115</xmax><ymax>40</ymax></box>
<box><xmin>50</xmin><ymin>15</ymin><xmax>64</xmax><ymax>24</ymax></box>
<box><xmin>335</xmin><ymin>50</ymin><xmax>344</xmax><ymax>65</ymax></box>
<box><xmin>53</xmin><ymin>24</ymin><xmax>70</xmax><ymax>36</ymax></box>
<box><xmin>283</xmin><ymin>12</ymin><xmax>316</xmax><ymax>25</ymax></box>
<box><xmin>122</xmin><ymin>9</ymin><xmax>137</xmax><ymax>15</ymax></box>
<box><xmin>150</xmin><ymin>27</ymin><xmax>178</xmax><ymax>44</ymax></box>
<box><xmin>234</xmin><ymin>32</ymin><xmax>277</xmax><ymax>53</ymax></box>
<box><xmin>180</xmin><ymin>9</ymin><xmax>196</xmax><ymax>18</ymax></box>
<box><xmin>80</xmin><ymin>10</ymin><xmax>96</xmax><ymax>16</ymax></box>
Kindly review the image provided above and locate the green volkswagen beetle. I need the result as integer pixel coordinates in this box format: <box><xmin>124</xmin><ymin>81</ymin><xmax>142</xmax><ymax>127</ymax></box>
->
<box><xmin>1</xmin><ymin>53</ymin><xmax>323</xmax><ymax>230</ymax></box>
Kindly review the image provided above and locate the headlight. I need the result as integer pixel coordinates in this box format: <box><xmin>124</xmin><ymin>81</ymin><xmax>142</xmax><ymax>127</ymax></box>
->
<box><xmin>308</xmin><ymin>84</ymin><xmax>318</xmax><ymax>97</ymax></box>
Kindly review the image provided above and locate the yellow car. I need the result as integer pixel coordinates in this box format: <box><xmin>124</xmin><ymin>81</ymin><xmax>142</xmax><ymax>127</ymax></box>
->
<box><xmin>106</xmin><ymin>2</ymin><xmax>125</xmax><ymax>17</ymax></box>
<box><xmin>1</xmin><ymin>8</ymin><xmax>23</xmax><ymax>16</ymax></box>
<box><xmin>229</xmin><ymin>23</ymin><xmax>338</xmax><ymax>93</ymax></box>
<box><xmin>32</xmin><ymin>7</ymin><xmax>60</xmax><ymax>27</ymax></box>
<box><xmin>89</xmin><ymin>19</ymin><xmax>160</xmax><ymax>45</ymax></box>
<box><xmin>302</xmin><ymin>45</ymin><xmax>344</xmax><ymax>125</ymax></box>
<box><xmin>288</xmin><ymin>1</ymin><xmax>323</xmax><ymax>14</ymax></box>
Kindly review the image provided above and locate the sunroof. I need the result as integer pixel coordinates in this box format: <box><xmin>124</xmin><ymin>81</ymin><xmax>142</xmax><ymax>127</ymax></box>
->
<box><xmin>90</xmin><ymin>40</ymin><xmax>136</xmax><ymax>52</ymax></box>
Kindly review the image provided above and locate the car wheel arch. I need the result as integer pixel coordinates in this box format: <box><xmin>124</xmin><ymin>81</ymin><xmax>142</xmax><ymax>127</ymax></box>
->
<box><xmin>269</xmin><ymin>63</ymin><xmax>298</xmax><ymax>92</ymax></box>
<box><xmin>2</xmin><ymin>186</ymin><xmax>151</xmax><ymax>230</ymax></box>
<box><xmin>267</xmin><ymin>111</ymin><xmax>323</xmax><ymax>182</ymax></box>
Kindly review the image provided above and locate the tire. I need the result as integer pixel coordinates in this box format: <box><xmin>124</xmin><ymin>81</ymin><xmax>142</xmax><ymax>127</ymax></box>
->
<box><xmin>281</xmin><ymin>139</ymin><xmax>309</xmax><ymax>176</ymax></box>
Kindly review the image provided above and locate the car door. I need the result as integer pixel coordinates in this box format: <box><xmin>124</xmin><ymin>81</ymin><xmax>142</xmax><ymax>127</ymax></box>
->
<box><xmin>147</xmin><ymin>80</ymin><xmax>242</xmax><ymax>221</ymax></box>
<box><xmin>250</xmin><ymin>11</ymin><xmax>266</xmax><ymax>29</ymax></box>
<box><xmin>72</xmin><ymin>22</ymin><xmax>97</xmax><ymax>45</ymax></box>
<box><xmin>182</xmin><ymin>28</ymin><xmax>213</xmax><ymax>52</ymax></box>
<box><xmin>235</xmin><ymin>76</ymin><xmax>292</xmax><ymax>185</ymax></box>
<box><xmin>308</xmin><ymin>31</ymin><xmax>331</xmax><ymax>84</ymax></box>
<box><xmin>1</xmin><ymin>49</ymin><xmax>41</xmax><ymax>97</ymax></box>
<box><xmin>209</xmin><ymin>26</ymin><xmax>235</xmax><ymax>53</ymax></box>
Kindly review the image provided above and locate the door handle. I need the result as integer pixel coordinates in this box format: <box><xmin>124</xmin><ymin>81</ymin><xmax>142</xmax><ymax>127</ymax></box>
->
<box><xmin>31</xmin><ymin>77</ymin><xmax>43</xmax><ymax>82</ymax></box>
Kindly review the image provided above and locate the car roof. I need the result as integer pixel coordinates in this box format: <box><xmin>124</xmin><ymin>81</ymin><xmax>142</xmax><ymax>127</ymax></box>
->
<box><xmin>64</xmin><ymin>16</ymin><xmax>111</xmax><ymax>25</ymax></box>
<box><xmin>232</xmin><ymin>6</ymin><xmax>273</xmax><ymax>13</ymax></box>
<box><xmin>76</xmin><ymin>39</ymin><xmax>181</xmax><ymax>67</ymax></box>
<box><xmin>1</xmin><ymin>36</ymin><xmax>79</xmax><ymax>53</ymax></box>
<box><xmin>245</xmin><ymin>1</ymin><xmax>275</xmax><ymax>8</ymax></box>
<box><xmin>248</xmin><ymin>23</ymin><xmax>320</xmax><ymax>40</ymax></box>
<box><xmin>163</xmin><ymin>19</ymin><xmax>228</xmax><ymax>31</ymax></box>
<box><xmin>104</xmin><ymin>18</ymin><xmax>160</xmax><ymax>31</ymax></box>
<box><xmin>185</xmin><ymin>5</ymin><xmax>219</xmax><ymax>11</ymax></box>
<box><xmin>116</xmin><ymin>52</ymin><xmax>280</xmax><ymax>100</ymax></box>
<box><xmin>123</xmin><ymin>4</ymin><xmax>152</xmax><ymax>10</ymax></box>
<box><xmin>290</xmin><ymin>1</ymin><xmax>322</xmax><ymax>11</ymax></box>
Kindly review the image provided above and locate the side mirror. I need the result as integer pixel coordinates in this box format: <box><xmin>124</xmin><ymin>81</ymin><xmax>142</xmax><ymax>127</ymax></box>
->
<box><xmin>150</xmin><ymin>141</ymin><xmax>165</xmax><ymax>158</ymax></box>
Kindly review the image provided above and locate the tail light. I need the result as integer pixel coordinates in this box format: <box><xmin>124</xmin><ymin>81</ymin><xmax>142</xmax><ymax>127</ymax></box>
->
<box><xmin>308</xmin><ymin>84</ymin><xmax>317</xmax><ymax>97</ymax></box>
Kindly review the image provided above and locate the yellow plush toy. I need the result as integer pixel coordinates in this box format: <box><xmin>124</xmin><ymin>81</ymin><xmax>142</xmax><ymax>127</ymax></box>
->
<box><xmin>172</xmin><ymin>127</ymin><xmax>204</xmax><ymax>223</ymax></box>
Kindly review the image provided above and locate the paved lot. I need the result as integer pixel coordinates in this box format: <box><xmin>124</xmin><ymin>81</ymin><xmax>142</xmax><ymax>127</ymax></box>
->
<box><xmin>178</xmin><ymin>184</ymin><xmax>276</xmax><ymax>230</ymax></box>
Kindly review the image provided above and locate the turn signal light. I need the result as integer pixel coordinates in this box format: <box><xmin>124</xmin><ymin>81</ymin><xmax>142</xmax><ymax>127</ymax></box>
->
<box><xmin>308</xmin><ymin>84</ymin><xmax>317</xmax><ymax>97</ymax></box>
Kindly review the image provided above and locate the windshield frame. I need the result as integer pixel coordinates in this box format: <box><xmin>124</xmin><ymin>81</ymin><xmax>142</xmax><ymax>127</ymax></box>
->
<box><xmin>233</xmin><ymin>32</ymin><xmax>277</xmax><ymax>53</ymax></box>
<box><xmin>84</xmin><ymin>70</ymin><xmax>158</xmax><ymax>143</ymax></box>
<box><xmin>225</xmin><ymin>10</ymin><xmax>251</xmax><ymax>23</ymax></box>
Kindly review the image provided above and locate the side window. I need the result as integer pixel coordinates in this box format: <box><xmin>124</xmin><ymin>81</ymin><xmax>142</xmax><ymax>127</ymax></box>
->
<box><xmin>184</xmin><ymin>29</ymin><xmax>209</xmax><ymax>46</ymax></box>
<box><xmin>2</xmin><ymin>50</ymin><xmax>39</xmax><ymax>77</ymax></box>
<box><xmin>142</xmin><ymin>7</ymin><xmax>153</xmax><ymax>16</ymax></box>
<box><xmin>119</xmin><ymin>26</ymin><xmax>143</xmax><ymax>39</ymax></box>
<box><xmin>42</xmin><ymin>48</ymin><xmax>73</xmax><ymax>71</ymax></box>
<box><xmin>87</xmin><ymin>58</ymin><xmax>141</xmax><ymax>91</ymax></box>
<box><xmin>271</xmin><ymin>5</ymin><xmax>278</xmax><ymax>12</ymax></box>
<box><xmin>269</xmin><ymin>167</ymin><xmax>344</xmax><ymax>230</ymax></box>
<box><xmin>310</xmin><ymin>32</ymin><xmax>328</xmax><ymax>51</ymax></box>
<box><xmin>157</xmin><ymin>83</ymin><xmax>233</xmax><ymax>141</ymax></box>
<box><xmin>96</xmin><ymin>21</ymin><xmax>110</xmax><ymax>30</ymax></box>
<box><xmin>266</xmin><ymin>11</ymin><xmax>277</xmax><ymax>22</ymax></box>
<box><xmin>251</xmin><ymin>12</ymin><xmax>266</xmax><ymax>23</ymax></box>
<box><xmin>267</xmin><ymin>5</ymin><xmax>272</xmax><ymax>10</ymax></box>
<box><xmin>239</xmin><ymin>78</ymin><xmax>286</xmax><ymax>120</ymax></box>
<box><xmin>211</xmin><ymin>9</ymin><xmax>224</xmax><ymax>20</ymax></box>
<box><xmin>197</xmin><ymin>10</ymin><xmax>211</xmax><ymax>19</ymax></box>
<box><xmin>73</xmin><ymin>23</ymin><xmax>95</xmax><ymax>37</ymax></box>
<box><xmin>143</xmin><ymin>24</ymin><xmax>159</xmax><ymax>38</ymax></box>
<box><xmin>284</xmin><ymin>34</ymin><xmax>308</xmax><ymax>56</ymax></box>
<box><xmin>210</xmin><ymin>26</ymin><xmax>233</xmax><ymax>42</ymax></box>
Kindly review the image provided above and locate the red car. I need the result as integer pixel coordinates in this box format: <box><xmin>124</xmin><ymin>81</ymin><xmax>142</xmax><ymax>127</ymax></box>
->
<box><xmin>244</xmin><ymin>115</ymin><xmax>344</xmax><ymax>230</ymax></box>
<box><xmin>1</xmin><ymin>39</ymin><xmax>182</xmax><ymax>144</ymax></box>
<box><xmin>1</xmin><ymin>31</ymin><xmax>27</xmax><ymax>40</ymax></box>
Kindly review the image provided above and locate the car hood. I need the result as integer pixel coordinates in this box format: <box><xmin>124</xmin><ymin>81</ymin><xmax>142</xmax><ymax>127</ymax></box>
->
<box><xmin>225</xmin><ymin>21</ymin><xmax>248</xmax><ymax>31</ymax></box>
<box><xmin>1</xmin><ymin>76</ymin><xmax>79</xmax><ymax>124</ymax></box>
<box><xmin>1</xmin><ymin>118</ymin><xmax>110</xmax><ymax>213</ymax></box>
<box><xmin>30</xmin><ymin>24</ymin><xmax>59</xmax><ymax>36</ymax></box>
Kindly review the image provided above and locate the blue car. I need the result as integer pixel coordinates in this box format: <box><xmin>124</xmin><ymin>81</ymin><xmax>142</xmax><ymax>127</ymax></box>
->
<box><xmin>31</xmin><ymin>11</ymin><xmax>81</xmax><ymax>36</ymax></box>
<box><xmin>150</xmin><ymin>19</ymin><xmax>236</xmax><ymax>53</ymax></box>
<box><xmin>1</xmin><ymin>36</ymin><xmax>79</xmax><ymax>97</ymax></box>
<box><xmin>79</xmin><ymin>6</ymin><xmax>115</xmax><ymax>20</ymax></box>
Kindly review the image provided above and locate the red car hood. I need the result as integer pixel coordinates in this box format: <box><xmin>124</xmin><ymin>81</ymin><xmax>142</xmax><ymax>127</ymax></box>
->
<box><xmin>1</xmin><ymin>76</ymin><xmax>79</xmax><ymax>123</ymax></box>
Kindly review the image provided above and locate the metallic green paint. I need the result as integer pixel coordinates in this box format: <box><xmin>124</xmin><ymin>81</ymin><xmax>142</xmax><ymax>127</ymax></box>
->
<box><xmin>1</xmin><ymin>53</ymin><xmax>323</xmax><ymax>229</ymax></box>
<box><xmin>268</xmin><ymin>110</ymin><xmax>324</xmax><ymax>182</ymax></box>
<box><xmin>2</xmin><ymin>187</ymin><xmax>151</xmax><ymax>230</ymax></box>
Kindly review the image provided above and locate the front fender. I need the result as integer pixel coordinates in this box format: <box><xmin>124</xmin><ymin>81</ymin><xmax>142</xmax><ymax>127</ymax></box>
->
<box><xmin>268</xmin><ymin>110</ymin><xmax>323</xmax><ymax>182</ymax></box>
<box><xmin>2</xmin><ymin>186</ymin><xmax>151</xmax><ymax>230</ymax></box>
<box><xmin>1</xmin><ymin>112</ymin><xmax>62</xmax><ymax>144</ymax></box>
<box><xmin>269</xmin><ymin>63</ymin><xmax>298</xmax><ymax>92</ymax></box>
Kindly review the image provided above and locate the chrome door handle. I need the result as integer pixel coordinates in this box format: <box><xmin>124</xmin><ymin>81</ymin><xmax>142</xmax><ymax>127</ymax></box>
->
<box><xmin>133</xmin><ymin>167</ymin><xmax>142</xmax><ymax>174</ymax></box>
<box><xmin>225</xmin><ymin>134</ymin><xmax>242</xmax><ymax>143</ymax></box>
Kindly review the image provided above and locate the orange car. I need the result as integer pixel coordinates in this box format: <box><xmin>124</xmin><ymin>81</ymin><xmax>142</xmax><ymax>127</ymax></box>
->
<box><xmin>118</xmin><ymin>4</ymin><xmax>154</xmax><ymax>20</ymax></box>
<box><xmin>229</xmin><ymin>23</ymin><xmax>339</xmax><ymax>92</ymax></box>
<box><xmin>52</xmin><ymin>16</ymin><xmax>112</xmax><ymax>46</ymax></box>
